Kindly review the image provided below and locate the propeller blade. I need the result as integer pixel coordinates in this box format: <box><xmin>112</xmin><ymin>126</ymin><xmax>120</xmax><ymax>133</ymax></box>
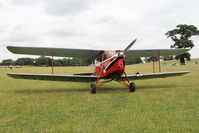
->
<box><xmin>123</xmin><ymin>38</ymin><xmax>138</xmax><ymax>53</ymax></box>
<box><xmin>105</xmin><ymin>38</ymin><xmax>138</xmax><ymax>73</ymax></box>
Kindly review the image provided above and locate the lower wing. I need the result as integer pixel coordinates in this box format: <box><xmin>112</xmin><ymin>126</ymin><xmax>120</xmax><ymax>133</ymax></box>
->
<box><xmin>7</xmin><ymin>71</ymin><xmax>190</xmax><ymax>82</ymax></box>
<box><xmin>122</xmin><ymin>71</ymin><xmax>190</xmax><ymax>80</ymax></box>
<box><xmin>7</xmin><ymin>73</ymin><xmax>98</xmax><ymax>82</ymax></box>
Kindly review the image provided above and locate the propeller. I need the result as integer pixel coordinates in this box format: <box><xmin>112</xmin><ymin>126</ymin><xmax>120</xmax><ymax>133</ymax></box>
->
<box><xmin>123</xmin><ymin>38</ymin><xmax>138</xmax><ymax>54</ymax></box>
<box><xmin>104</xmin><ymin>38</ymin><xmax>138</xmax><ymax>72</ymax></box>
<box><xmin>118</xmin><ymin>38</ymin><xmax>138</xmax><ymax>58</ymax></box>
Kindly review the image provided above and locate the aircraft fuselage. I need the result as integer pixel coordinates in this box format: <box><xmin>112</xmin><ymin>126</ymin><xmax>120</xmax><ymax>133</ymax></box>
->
<box><xmin>94</xmin><ymin>50</ymin><xmax>125</xmax><ymax>80</ymax></box>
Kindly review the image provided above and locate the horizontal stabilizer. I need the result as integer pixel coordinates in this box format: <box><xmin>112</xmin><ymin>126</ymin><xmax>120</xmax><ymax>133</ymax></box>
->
<box><xmin>122</xmin><ymin>71</ymin><xmax>190</xmax><ymax>80</ymax></box>
<box><xmin>7</xmin><ymin>73</ymin><xmax>98</xmax><ymax>82</ymax></box>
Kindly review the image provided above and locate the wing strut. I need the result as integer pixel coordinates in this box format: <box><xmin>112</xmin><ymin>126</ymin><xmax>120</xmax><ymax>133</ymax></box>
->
<box><xmin>51</xmin><ymin>49</ymin><xmax>54</xmax><ymax>74</ymax></box>
<box><xmin>153</xmin><ymin>56</ymin><xmax>155</xmax><ymax>73</ymax></box>
<box><xmin>153</xmin><ymin>50</ymin><xmax>161</xmax><ymax>73</ymax></box>
<box><xmin>158</xmin><ymin>51</ymin><xmax>161</xmax><ymax>72</ymax></box>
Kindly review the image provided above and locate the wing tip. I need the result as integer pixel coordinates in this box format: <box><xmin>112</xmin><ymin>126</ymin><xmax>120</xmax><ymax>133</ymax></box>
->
<box><xmin>7</xmin><ymin>46</ymin><xmax>11</xmax><ymax>50</ymax></box>
<box><xmin>7</xmin><ymin>73</ymin><xmax>15</xmax><ymax>78</ymax></box>
<box><xmin>183</xmin><ymin>71</ymin><xmax>191</xmax><ymax>73</ymax></box>
<box><xmin>7</xmin><ymin>46</ymin><xmax>13</xmax><ymax>49</ymax></box>
<box><xmin>7</xmin><ymin>46</ymin><xmax>15</xmax><ymax>53</ymax></box>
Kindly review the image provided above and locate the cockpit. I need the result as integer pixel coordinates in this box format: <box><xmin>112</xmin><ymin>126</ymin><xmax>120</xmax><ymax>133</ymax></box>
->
<box><xmin>95</xmin><ymin>51</ymin><xmax>117</xmax><ymax>65</ymax></box>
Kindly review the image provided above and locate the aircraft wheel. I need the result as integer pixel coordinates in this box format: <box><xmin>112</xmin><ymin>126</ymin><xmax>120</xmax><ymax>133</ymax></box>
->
<box><xmin>129</xmin><ymin>82</ymin><xmax>136</xmax><ymax>92</ymax></box>
<box><xmin>91</xmin><ymin>84</ymin><xmax>96</xmax><ymax>94</ymax></box>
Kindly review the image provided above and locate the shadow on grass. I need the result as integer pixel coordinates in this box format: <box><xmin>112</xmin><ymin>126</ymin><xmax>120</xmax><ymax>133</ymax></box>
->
<box><xmin>13</xmin><ymin>87</ymin><xmax>127</xmax><ymax>94</ymax></box>
<box><xmin>137</xmin><ymin>84</ymin><xmax>180</xmax><ymax>90</ymax></box>
<box><xmin>13</xmin><ymin>88</ymin><xmax>89</xmax><ymax>94</ymax></box>
<box><xmin>12</xmin><ymin>84</ymin><xmax>180</xmax><ymax>94</ymax></box>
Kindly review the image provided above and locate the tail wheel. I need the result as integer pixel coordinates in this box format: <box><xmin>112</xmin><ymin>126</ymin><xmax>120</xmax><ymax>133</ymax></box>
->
<box><xmin>129</xmin><ymin>82</ymin><xmax>136</xmax><ymax>92</ymax></box>
<box><xmin>91</xmin><ymin>84</ymin><xmax>96</xmax><ymax>94</ymax></box>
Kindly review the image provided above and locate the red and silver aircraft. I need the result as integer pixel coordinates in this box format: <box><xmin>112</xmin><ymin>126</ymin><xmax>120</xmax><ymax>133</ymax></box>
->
<box><xmin>7</xmin><ymin>38</ymin><xmax>190</xmax><ymax>94</ymax></box>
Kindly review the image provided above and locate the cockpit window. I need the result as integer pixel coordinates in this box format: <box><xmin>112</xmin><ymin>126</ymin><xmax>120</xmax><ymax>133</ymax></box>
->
<box><xmin>96</xmin><ymin>54</ymin><xmax>104</xmax><ymax>62</ymax></box>
<box><xmin>95</xmin><ymin>51</ymin><xmax>117</xmax><ymax>65</ymax></box>
<box><xmin>104</xmin><ymin>51</ymin><xmax>116</xmax><ymax>59</ymax></box>
<box><xmin>96</xmin><ymin>51</ymin><xmax>116</xmax><ymax>62</ymax></box>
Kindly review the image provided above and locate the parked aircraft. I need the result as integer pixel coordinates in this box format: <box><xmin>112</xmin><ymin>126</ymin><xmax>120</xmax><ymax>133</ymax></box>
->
<box><xmin>7</xmin><ymin>38</ymin><xmax>190</xmax><ymax>93</ymax></box>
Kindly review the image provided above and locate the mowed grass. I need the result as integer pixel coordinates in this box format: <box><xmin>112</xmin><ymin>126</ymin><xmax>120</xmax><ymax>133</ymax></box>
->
<box><xmin>0</xmin><ymin>60</ymin><xmax>199</xmax><ymax>133</ymax></box>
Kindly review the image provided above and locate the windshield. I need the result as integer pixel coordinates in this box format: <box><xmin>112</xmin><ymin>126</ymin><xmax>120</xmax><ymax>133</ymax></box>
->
<box><xmin>95</xmin><ymin>51</ymin><xmax>116</xmax><ymax>62</ymax></box>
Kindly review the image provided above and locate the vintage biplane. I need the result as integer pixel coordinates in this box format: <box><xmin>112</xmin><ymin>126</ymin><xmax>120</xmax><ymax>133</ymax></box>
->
<box><xmin>7</xmin><ymin>38</ymin><xmax>190</xmax><ymax>94</ymax></box>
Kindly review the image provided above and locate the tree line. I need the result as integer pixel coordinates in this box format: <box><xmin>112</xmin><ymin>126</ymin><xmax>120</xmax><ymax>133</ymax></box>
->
<box><xmin>144</xmin><ymin>56</ymin><xmax>174</xmax><ymax>63</ymax></box>
<box><xmin>0</xmin><ymin>56</ymin><xmax>143</xmax><ymax>66</ymax></box>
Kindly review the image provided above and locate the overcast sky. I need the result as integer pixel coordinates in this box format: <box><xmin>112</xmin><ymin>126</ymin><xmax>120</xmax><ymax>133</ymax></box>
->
<box><xmin>0</xmin><ymin>0</ymin><xmax>199</xmax><ymax>61</ymax></box>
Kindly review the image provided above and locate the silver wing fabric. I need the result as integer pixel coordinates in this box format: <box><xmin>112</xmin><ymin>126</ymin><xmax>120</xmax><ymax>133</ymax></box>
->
<box><xmin>125</xmin><ymin>49</ymin><xmax>190</xmax><ymax>58</ymax></box>
<box><xmin>7</xmin><ymin>46</ymin><xmax>189</xmax><ymax>58</ymax></box>
<box><xmin>7</xmin><ymin>46</ymin><xmax>100</xmax><ymax>59</ymax></box>
<box><xmin>122</xmin><ymin>71</ymin><xmax>190</xmax><ymax>80</ymax></box>
<box><xmin>7</xmin><ymin>73</ymin><xmax>98</xmax><ymax>82</ymax></box>
<box><xmin>7</xmin><ymin>71</ymin><xmax>190</xmax><ymax>82</ymax></box>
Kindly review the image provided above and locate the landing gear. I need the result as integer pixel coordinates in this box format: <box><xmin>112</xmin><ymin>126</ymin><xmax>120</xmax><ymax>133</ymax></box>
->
<box><xmin>129</xmin><ymin>82</ymin><xmax>136</xmax><ymax>92</ymax></box>
<box><xmin>91</xmin><ymin>84</ymin><xmax>96</xmax><ymax>94</ymax></box>
<box><xmin>91</xmin><ymin>70</ymin><xmax>136</xmax><ymax>93</ymax></box>
<box><xmin>116</xmin><ymin>71</ymin><xmax>136</xmax><ymax>92</ymax></box>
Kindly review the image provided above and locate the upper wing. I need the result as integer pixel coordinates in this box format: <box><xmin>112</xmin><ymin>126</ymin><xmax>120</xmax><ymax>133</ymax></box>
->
<box><xmin>7</xmin><ymin>73</ymin><xmax>98</xmax><ymax>82</ymax></box>
<box><xmin>121</xmin><ymin>71</ymin><xmax>190</xmax><ymax>80</ymax></box>
<box><xmin>125</xmin><ymin>49</ymin><xmax>190</xmax><ymax>58</ymax></box>
<box><xmin>7</xmin><ymin>46</ymin><xmax>189</xmax><ymax>59</ymax></box>
<box><xmin>7</xmin><ymin>46</ymin><xmax>100</xmax><ymax>59</ymax></box>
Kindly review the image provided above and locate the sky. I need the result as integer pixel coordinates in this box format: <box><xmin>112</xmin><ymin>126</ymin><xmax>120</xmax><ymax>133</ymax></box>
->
<box><xmin>0</xmin><ymin>0</ymin><xmax>199</xmax><ymax>62</ymax></box>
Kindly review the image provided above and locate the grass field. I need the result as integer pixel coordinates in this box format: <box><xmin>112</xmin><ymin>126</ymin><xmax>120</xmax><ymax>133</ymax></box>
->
<box><xmin>0</xmin><ymin>60</ymin><xmax>199</xmax><ymax>133</ymax></box>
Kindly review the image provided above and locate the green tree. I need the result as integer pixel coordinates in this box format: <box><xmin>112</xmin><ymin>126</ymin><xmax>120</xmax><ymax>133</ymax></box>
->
<box><xmin>14</xmin><ymin>58</ymin><xmax>34</xmax><ymax>65</ymax></box>
<box><xmin>62</xmin><ymin>58</ymin><xmax>71</xmax><ymax>66</ymax></box>
<box><xmin>163</xmin><ymin>56</ymin><xmax>174</xmax><ymax>61</ymax></box>
<box><xmin>34</xmin><ymin>56</ymin><xmax>51</xmax><ymax>66</ymax></box>
<box><xmin>126</xmin><ymin>57</ymin><xmax>142</xmax><ymax>65</ymax></box>
<box><xmin>144</xmin><ymin>57</ymin><xmax>159</xmax><ymax>63</ymax></box>
<box><xmin>2</xmin><ymin>59</ymin><xmax>13</xmax><ymax>65</ymax></box>
<box><xmin>54</xmin><ymin>59</ymin><xmax>63</xmax><ymax>66</ymax></box>
<box><xmin>165</xmin><ymin>24</ymin><xmax>199</xmax><ymax>65</ymax></box>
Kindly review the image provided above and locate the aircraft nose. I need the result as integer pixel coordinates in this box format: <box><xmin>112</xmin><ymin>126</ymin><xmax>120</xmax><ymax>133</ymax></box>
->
<box><xmin>118</xmin><ymin>52</ymin><xmax>125</xmax><ymax>58</ymax></box>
